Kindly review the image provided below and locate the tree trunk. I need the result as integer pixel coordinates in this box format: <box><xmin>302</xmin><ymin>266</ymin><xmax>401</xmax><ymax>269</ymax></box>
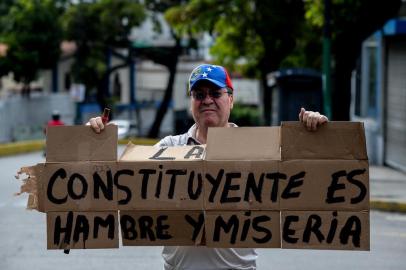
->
<box><xmin>147</xmin><ymin>40</ymin><xmax>181</xmax><ymax>138</ymax></box>
<box><xmin>332</xmin><ymin>48</ymin><xmax>357</xmax><ymax>121</ymax></box>
<box><xmin>96</xmin><ymin>59</ymin><xmax>132</xmax><ymax>118</ymax></box>
<box><xmin>260</xmin><ymin>70</ymin><xmax>272</xmax><ymax>126</ymax></box>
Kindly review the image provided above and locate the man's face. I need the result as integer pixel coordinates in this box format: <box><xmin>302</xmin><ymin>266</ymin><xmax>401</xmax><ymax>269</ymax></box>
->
<box><xmin>190</xmin><ymin>81</ymin><xmax>234</xmax><ymax>129</ymax></box>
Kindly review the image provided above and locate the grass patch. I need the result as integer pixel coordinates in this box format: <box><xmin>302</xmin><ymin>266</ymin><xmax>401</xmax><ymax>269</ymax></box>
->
<box><xmin>0</xmin><ymin>137</ymin><xmax>159</xmax><ymax>157</ymax></box>
<box><xmin>0</xmin><ymin>140</ymin><xmax>45</xmax><ymax>157</ymax></box>
<box><xmin>370</xmin><ymin>200</ymin><xmax>406</xmax><ymax>213</ymax></box>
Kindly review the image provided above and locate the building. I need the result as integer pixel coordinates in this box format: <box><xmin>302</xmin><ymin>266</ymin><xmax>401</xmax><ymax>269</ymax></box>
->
<box><xmin>0</xmin><ymin>13</ymin><xmax>261</xmax><ymax>141</ymax></box>
<box><xmin>351</xmin><ymin>15</ymin><xmax>406</xmax><ymax>172</ymax></box>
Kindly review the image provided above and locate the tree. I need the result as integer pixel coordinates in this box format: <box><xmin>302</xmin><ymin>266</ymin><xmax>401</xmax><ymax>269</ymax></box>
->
<box><xmin>62</xmin><ymin>0</ymin><xmax>146</xmax><ymax>111</ymax></box>
<box><xmin>165</xmin><ymin>0</ymin><xmax>305</xmax><ymax>125</ymax></box>
<box><xmin>302</xmin><ymin>0</ymin><xmax>402</xmax><ymax>120</ymax></box>
<box><xmin>142</xmin><ymin>0</ymin><xmax>184</xmax><ymax>138</ymax></box>
<box><xmin>0</xmin><ymin>0</ymin><xmax>64</xmax><ymax>93</ymax></box>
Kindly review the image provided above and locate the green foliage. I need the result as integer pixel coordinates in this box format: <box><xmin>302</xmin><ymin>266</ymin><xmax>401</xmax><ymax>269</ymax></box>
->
<box><xmin>165</xmin><ymin>0</ymin><xmax>305</xmax><ymax>125</ymax></box>
<box><xmin>166</xmin><ymin>0</ymin><xmax>304</xmax><ymax>76</ymax></box>
<box><xmin>0</xmin><ymin>0</ymin><xmax>63</xmax><ymax>84</ymax></box>
<box><xmin>230</xmin><ymin>103</ymin><xmax>262</xmax><ymax>126</ymax></box>
<box><xmin>62</xmin><ymin>0</ymin><xmax>146</xmax><ymax>93</ymax></box>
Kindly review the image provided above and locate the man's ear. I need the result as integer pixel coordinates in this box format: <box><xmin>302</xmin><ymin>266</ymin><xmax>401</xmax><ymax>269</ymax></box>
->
<box><xmin>230</xmin><ymin>94</ymin><xmax>234</xmax><ymax>110</ymax></box>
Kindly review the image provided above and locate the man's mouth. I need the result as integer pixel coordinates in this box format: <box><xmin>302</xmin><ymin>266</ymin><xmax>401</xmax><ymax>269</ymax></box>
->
<box><xmin>200</xmin><ymin>108</ymin><xmax>216</xmax><ymax>113</ymax></box>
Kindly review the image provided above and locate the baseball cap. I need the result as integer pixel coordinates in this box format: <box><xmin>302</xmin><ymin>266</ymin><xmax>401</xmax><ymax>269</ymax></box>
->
<box><xmin>188</xmin><ymin>64</ymin><xmax>233</xmax><ymax>93</ymax></box>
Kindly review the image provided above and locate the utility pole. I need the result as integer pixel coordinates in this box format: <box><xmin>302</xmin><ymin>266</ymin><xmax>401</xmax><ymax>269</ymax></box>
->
<box><xmin>322</xmin><ymin>0</ymin><xmax>332</xmax><ymax>119</ymax></box>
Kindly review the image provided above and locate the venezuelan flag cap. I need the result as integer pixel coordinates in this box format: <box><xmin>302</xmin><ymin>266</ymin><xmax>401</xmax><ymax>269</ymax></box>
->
<box><xmin>188</xmin><ymin>64</ymin><xmax>233</xmax><ymax>94</ymax></box>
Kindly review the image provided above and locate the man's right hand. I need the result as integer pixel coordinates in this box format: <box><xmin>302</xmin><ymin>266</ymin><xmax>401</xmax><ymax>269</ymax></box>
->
<box><xmin>87</xmin><ymin>116</ymin><xmax>105</xmax><ymax>133</ymax></box>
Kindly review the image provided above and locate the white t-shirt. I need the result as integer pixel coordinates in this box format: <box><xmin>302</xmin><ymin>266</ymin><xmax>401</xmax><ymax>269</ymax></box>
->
<box><xmin>162</xmin><ymin>246</ymin><xmax>257</xmax><ymax>270</ymax></box>
<box><xmin>157</xmin><ymin>123</ymin><xmax>257</xmax><ymax>270</ymax></box>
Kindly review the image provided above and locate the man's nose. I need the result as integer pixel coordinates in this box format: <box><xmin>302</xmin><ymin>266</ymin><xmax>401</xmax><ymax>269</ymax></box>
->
<box><xmin>201</xmin><ymin>92</ymin><xmax>214</xmax><ymax>104</ymax></box>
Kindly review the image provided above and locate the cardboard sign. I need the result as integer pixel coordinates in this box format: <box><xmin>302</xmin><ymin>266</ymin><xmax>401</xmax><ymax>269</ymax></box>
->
<box><xmin>281</xmin><ymin>210</ymin><xmax>369</xmax><ymax>250</ymax></box>
<box><xmin>43</xmin><ymin>162</ymin><xmax>118</xmax><ymax>211</ymax></box>
<box><xmin>19</xmin><ymin>123</ymin><xmax>370</xmax><ymax>250</ymax></box>
<box><xmin>47</xmin><ymin>211</ymin><xmax>118</xmax><ymax>249</ymax></box>
<box><xmin>121</xmin><ymin>210</ymin><xmax>204</xmax><ymax>246</ymax></box>
<box><xmin>205</xmin><ymin>211</ymin><xmax>281</xmax><ymax>248</ymax></box>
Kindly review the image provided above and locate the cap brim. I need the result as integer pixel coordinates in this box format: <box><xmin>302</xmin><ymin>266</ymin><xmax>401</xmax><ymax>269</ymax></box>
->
<box><xmin>190</xmin><ymin>78</ymin><xmax>226</xmax><ymax>91</ymax></box>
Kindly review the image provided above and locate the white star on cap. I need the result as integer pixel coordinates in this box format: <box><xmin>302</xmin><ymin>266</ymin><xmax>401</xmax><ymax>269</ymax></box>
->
<box><xmin>207</xmin><ymin>67</ymin><xmax>212</xmax><ymax>72</ymax></box>
<box><xmin>202</xmin><ymin>72</ymin><xmax>208</xmax><ymax>77</ymax></box>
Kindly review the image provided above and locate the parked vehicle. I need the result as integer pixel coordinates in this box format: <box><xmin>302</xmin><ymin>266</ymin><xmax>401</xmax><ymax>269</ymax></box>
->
<box><xmin>109</xmin><ymin>119</ymin><xmax>138</xmax><ymax>139</ymax></box>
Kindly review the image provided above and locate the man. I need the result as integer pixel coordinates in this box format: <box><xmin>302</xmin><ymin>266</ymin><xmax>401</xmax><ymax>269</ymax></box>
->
<box><xmin>89</xmin><ymin>64</ymin><xmax>328</xmax><ymax>269</ymax></box>
<box><xmin>48</xmin><ymin>110</ymin><xmax>65</xmax><ymax>126</ymax></box>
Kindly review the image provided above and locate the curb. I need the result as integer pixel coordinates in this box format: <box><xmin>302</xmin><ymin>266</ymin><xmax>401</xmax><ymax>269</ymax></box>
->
<box><xmin>0</xmin><ymin>138</ymin><xmax>159</xmax><ymax>157</ymax></box>
<box><xmin>370</xmin><ymin>200</ymin><xmax>406</xmax><ymax>213</ymax></box>
<box><xmin>0</xmin><ymin>140</ymin><xmax>45</xmax><ymax>157</ymax></box>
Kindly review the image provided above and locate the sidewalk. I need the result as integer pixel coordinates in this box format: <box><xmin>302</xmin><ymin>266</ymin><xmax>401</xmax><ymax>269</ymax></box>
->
<box><xmin>370</xmin><ymin>165</ymin><xmax>406</xmax><ymax>213</ymax></box>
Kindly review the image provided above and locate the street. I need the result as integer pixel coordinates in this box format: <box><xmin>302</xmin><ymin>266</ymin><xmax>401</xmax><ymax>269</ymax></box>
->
<box><xmin>1</xmin><ymin>151</ymin><xmax>405</xmax><ymax>270</ymax></box>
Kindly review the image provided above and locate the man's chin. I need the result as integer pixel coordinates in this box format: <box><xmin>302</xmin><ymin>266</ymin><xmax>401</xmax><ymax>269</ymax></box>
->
<box><xmin>202</xmin><ymin>118</ymin><xmax>219</xmax><ymax>127</ymax></box>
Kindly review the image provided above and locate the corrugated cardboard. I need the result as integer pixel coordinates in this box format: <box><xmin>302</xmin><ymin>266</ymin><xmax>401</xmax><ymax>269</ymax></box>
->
<box><xmin>121</xmin><ymin>210</ymin><xmax>204</xmax><ymax>246</ymax></box>
<box><xmin>47</xmin><ymin>211</ymin><xmax>119</xmax><ymax>249</ymax></box>
<box><xmin>116</xmin><ymin>161</ymin><xmax>204</xmax><ymax>210</ymax></box>
<box><xmin>43</xmin><ymin>162</ymin><xmax>117</xmax><ymax>211</ymax></box>
<box><xmin>120</xmin><ymin>144</ymin><xmax>205</xmax><ymax>161</ymax></box>
<box><xmin>281</xmin><ymin>211</ymin><xmax>369</xmax><ymax>250</ymax></box>
<box><xmin>118</xmin><ymin>144</ymin><xmax>205</xmax><ymax>210</ymax></box>
<box><xmin>281</xmin><ymin>122</ymin><xmax>368</xmax><ymax>160</ymax></box>
<box><xmin>280</xmin><ymin>160</ymin><xmax>369</xmax><ymax>211</ymax></box>
<box><xmin>206</xmin><ymin>127</ymin><xmax>280</xmax><ymax>160</ymax></box>
<box><xmin>204</xmin><ymin>127</ymin><xmax>282</xmax><ymax>212</ymax></box>
<box><xmin>20</xmin><ymin>122</ymin><xmax>370</xmax><ymax>250</ymax></box>
<box><xmin>205</xmin><ymin>211</ymin><xmax>281</xmax><ymax>248</ymax></box>
<box><xmin>204</xmin><ymin>161</ymin><xmax>280</xmax><ymax>210</ymax></box>
<box><xmin>16</xmin><ymin>164</ymin><xmax>45</xmax><ymax>212</ymax></box>
<box><xmin>46</xmin><ymin>125</ymin><xmax>118</xmax><ymax>162</ymax></box>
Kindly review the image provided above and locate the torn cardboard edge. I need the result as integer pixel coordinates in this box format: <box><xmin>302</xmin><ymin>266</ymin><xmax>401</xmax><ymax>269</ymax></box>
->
<box><xmin>15</xmin><ymin>164</ymin><xmax>45</xmax><ymax>211</ymax></box>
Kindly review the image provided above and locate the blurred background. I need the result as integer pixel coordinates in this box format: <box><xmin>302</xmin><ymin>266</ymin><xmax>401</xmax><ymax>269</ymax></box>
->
<box><xmin>1</xmin><ymin>1</ymin><xmax>406</xmax><ymax>269</ymax></box>
<box><xmin>0</xmin><ymin>0</ymin><xmax>405</xmax><ymax>170</ymax></box>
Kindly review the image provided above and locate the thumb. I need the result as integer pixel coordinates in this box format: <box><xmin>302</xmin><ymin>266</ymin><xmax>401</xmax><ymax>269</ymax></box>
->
<box><xmin>299</xmin><ymin>107</ymin><xmax>305</xmax><ymax>121</ymax></box>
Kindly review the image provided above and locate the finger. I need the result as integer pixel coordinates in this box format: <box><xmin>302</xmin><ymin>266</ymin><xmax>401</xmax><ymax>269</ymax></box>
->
<box><xmin>299</xmin><ymin>107</ymin><xmax>305</xmax><ymax>122</ymax></box>
<box><xmin>89</xmin><ymin>118</ymin><xmax>100</xmax><ymax>133</ymax></box>
<box><xmin>302</xmin><ymin>110</ymin><xmax>309</xmax><ymax>125</ymax></box>
<box><xmin>319</xmin><ymin>115</ymin><xmax>328</xmax><ymax>123</ymax></box>
<box><xmin>307</xmin><ymin>112</ymin><xmax>315</xmax><ymax>131</ymax></box>
<box><xmin>95</xmin><ymin>117</ymin><xmax>105</xmax><ymax>130</ymax></box>
<box><xmin>311</xmin><ymin>113</ymin><xmax>320</xmax><ymax>131</ymax></box>
<box><xmin>306</xmin><ymin>113</ymin><xmax>313</xmax><ymax>130</ymax></box>
<box><xmin>89</xmin><ymin>117</ymin><xmax>104</xmax><ymax>133</ymax></box>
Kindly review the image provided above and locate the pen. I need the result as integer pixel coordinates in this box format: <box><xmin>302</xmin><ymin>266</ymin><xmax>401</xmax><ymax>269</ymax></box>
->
<box><xmin>101</xmin><ymin>108</ymin><xmax>110</xmax><ymax>124</ymax></box>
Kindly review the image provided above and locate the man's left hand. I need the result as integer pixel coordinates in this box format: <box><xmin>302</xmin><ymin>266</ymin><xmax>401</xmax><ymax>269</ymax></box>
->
<box><xmin>298</xmin><ymin>107</ymin><xmax>328</xmax><ymax>131</ymax></box>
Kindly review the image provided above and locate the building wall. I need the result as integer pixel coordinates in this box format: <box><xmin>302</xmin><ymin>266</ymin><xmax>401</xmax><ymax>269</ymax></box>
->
<box><xmin>385</xmin><ymin>38</ymin><xmax>406</xmax><ymax>171</ymax></box>
<box><xmin>352</xmin><ymin>19</ymin><xmax>406</xmax><ymax>172</ymax></box>
<box><xmin>0</xmin><ymin>93</ymin><xmax>75</xmax><ymax>142</ymax></box>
